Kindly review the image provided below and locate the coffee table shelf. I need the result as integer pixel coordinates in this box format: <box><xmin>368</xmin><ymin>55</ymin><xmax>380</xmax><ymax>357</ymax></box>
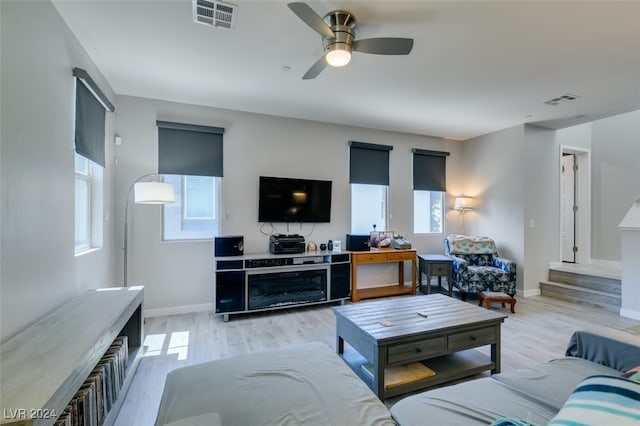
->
<box><xmin>344</xmin><ymin>345</ymin><xmax>495</xmax><ymax>398</ymax></box>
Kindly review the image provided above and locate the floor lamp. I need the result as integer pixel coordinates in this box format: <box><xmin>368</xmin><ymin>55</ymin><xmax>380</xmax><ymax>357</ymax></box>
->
<box><xmin>124</xmin><ymin>174</ymin><xmax>175</xmax><ymax>286</ymax></box>
<box><xmin>454</xmin><ymin>196</ymin><xmax>474</xmax><ymax>235</ymax></box>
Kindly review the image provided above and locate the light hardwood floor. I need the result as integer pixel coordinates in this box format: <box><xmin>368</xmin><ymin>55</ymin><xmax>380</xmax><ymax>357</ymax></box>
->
<box><xmin>115</xmin><ymin>295</ymin><xmax>640</xmax><ymax>426</ymax></box>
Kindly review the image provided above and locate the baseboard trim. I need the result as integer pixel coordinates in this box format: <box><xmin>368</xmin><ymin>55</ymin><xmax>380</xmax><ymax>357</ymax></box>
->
<box><xmin>144</xmin><ymin>303</ymin><xmax>214</xmax><ymax>318</ymax></box>
<box><xmin>620</xmin><ymin>308</ymin><xmax>640</xmax><ymax>321</ymax></box>
<box><xmin>519</xmin><ymin>288</ymin><xmax>541</xmax><ymax>298</ymax></box>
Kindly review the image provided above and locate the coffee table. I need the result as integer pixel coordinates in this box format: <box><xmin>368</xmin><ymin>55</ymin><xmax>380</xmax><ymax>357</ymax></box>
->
<box><xmin>333</xmin><ymin>294</ymin><xmax>507</xmax><ymax>399</ymax></box>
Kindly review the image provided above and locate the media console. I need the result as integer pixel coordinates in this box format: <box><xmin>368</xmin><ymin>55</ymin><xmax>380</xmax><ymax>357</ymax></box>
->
<box><xmin>214</xmin><ymin>251</ymin><xmax>351</xmax><ymax>321</ymax></box>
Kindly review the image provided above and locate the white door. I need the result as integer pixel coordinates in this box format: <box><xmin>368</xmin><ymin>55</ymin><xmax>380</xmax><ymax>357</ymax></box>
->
<box><xmin>561</xmin><ymin>154</ymin><xmax>576</xmax><ymax>263</ymax></box>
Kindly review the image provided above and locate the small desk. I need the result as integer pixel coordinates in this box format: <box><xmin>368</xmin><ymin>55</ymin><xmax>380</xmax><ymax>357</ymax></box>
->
<box><xmin>350</xmin><ymin>249</ymin><xmax>417</xmax><ymax>302</ymax></box>
<box><xmin>418</xmin><ymin>254</ymin><xmax>453</xmax><ymax>296</ymax></box>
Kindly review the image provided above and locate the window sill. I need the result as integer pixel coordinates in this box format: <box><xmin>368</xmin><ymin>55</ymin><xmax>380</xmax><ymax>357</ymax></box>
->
<box><xmin>75</xmin><ymin>247</ymin><xmax>101</xmax><ymax>257</ymax></box>
<box><xmin>162</xmin><ymin>238</ymin><xmax>214</xmax><ymax>243</ymax></box>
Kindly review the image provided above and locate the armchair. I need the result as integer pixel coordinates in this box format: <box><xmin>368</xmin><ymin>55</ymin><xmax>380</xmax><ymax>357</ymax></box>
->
<box><xmin>444</xmin><ymin>234</ymin><xmax>516</xmax><ymax>300</ymax></box>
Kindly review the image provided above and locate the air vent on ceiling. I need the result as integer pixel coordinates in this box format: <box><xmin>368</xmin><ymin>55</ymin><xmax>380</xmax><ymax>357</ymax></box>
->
<box><xmin>192</xmin><ymin>0</ymin><xmax>237</xmax><ymax>29</ymax></box>
<box><xmin>544</xmin><ymin>93</ymin><xmax>581</xmax><ymax>106</ymax></box>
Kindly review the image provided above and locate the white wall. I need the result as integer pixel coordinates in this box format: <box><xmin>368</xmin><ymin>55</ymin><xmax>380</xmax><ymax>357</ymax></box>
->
<box><xmin>114</xmin><ymin>96</ymin><xmax>464</xmax><ymax>313</ymax></box>
<box><xmin>523</xmin><ymin>125</ymin><xmax>560</xmax><ymax>295</ymax></box>
<box><xmin>460</xmin><ymin>125</ymin><xmax>526</xmax><ymax>292</ymax></box>
<box><xmin>461</xmin><ymin>112</ymin><xmax>639</xmax><ymax>298</ymax></box>
<box><xmin>0</xmin><ymin>0</ymin><xmax>117</xmax><ymax>341</ymax></box>
<box><xmin>591</xmin><ymin>110</ymin><xmax>640</xmax><ymax>261</ymax></box>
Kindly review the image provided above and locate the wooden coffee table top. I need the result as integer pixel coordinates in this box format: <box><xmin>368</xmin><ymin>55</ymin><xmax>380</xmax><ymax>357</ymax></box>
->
<box><xmin>333</xmin><ymin>294</ymin><xmax>507</xmax><ymax>344</ymax></box>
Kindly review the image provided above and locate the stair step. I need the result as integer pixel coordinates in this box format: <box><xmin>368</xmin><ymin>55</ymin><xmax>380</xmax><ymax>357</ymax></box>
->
<box><xmin>548</xmin><ymin>269</ymin><xmax>621</xmax><ymax>294</ymax></box>
<box><xmin>540</xmin><ymin>280</ymin><xmax>620</xmax><ymax>313</ymax></box>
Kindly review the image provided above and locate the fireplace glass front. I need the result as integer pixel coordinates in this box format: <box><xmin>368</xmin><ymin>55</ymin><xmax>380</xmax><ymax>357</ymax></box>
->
<box><xmin>247</xmin><ymin>267</ymin><xmax>328</xmax><ymax>310</ymax></box>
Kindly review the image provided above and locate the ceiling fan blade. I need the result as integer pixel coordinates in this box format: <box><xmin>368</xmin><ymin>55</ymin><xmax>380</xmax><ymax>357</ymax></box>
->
<box><xmin>288</xmin><ymin>2</ymin><xmax>335</xmax><ymax>39</ymax></box>
<box><xmin>302</xmin><ymin>56</ymin><xmax>328</xmax><ymax>80</ymax></box>
<box><xmin>353</xmin><ymin>38</ymin><xmax>414</xmax><ymax>55</ymax></box>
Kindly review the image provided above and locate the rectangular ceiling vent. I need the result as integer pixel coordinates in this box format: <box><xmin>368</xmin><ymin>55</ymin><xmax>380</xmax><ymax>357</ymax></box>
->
<box><xmin>192</xmin><ymin>0</ymin><xmax>237</xmax><ymax>29</ymax></box>
<box><xmin>544</xmin><ymin>93</ymin><xmax>581</xmax><ymax>106</ymax></box>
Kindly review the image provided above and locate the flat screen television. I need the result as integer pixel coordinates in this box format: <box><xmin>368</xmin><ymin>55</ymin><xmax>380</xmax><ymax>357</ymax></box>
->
<box><xmin>258</xmin><ymin>176</ymin><xmax>332</xmax><ymax>223</ymax></box>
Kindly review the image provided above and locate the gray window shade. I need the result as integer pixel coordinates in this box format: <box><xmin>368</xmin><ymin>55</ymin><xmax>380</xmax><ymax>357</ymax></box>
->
<box><xmin>349</xmin><ymin>141</ymin><xmax>393</xmax><ymax>185</ymax></box>
<box><xmin>157</xmin><ymin>121</ymin><xmax>224</xmax><ymax>177</ymax></box>
<box><xmin>74</xmin><ymin>78</ymin><xmax>107</xmax><ymax>167</ymax></box>
<box><xmin>412</xmin><ymin>149</ymin><xmax>450</xmax><ymax>191</ymax></box>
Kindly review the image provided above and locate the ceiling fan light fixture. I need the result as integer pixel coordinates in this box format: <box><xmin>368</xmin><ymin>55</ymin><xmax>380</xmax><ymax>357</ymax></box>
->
<box><xmin>325</xmin><ymin>45</ymin><xmax>351</xmax><ymax>67</ymax></box>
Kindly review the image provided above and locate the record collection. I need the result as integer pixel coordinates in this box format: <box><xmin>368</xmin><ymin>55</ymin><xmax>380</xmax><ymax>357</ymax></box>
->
<box><xmin>53</xmin><ymin>336</ymin><xmax>129</xmax><ymax>426</ymax></box>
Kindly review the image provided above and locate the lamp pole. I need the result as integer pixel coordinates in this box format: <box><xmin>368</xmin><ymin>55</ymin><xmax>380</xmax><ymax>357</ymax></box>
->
<box><xmin>123</xmin><ymin>173</ymin><xmax>165</xmax><ymax>287</ymax></box>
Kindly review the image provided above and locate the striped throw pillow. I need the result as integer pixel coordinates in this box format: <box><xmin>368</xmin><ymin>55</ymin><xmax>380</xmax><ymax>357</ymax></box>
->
<box><xmin>548</xmin><ymin>374</ymin><xmax>640</xmax><ymax>425</ymax></box>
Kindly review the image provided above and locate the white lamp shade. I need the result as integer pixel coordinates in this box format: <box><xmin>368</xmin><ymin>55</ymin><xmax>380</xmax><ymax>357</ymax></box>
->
<box><xmin>134</xmin><ymin>182</ymin><xmax>175</xmax><ymax>204</ymax></box>
<box><xmin>454</xmin><ymin>196</ymin><xmax>474</xmax><ymax>210</ymax></box>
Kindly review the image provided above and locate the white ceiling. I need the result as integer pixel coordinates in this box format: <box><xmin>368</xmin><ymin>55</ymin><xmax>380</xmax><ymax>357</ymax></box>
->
<box><xmin>52</xmin><ymin>0</ymin><xmax>640</xmax><ymax>141</ymax></box>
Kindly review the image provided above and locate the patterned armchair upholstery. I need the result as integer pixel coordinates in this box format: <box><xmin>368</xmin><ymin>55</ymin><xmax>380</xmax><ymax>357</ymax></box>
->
<box><xmin>444</xmin><ymin>234</ymin><xmax>516</xmax><ymax>299</ymax></box>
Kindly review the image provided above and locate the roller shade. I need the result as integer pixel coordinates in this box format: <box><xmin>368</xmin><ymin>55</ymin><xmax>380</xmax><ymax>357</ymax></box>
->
<box><xmin>157</xmin><ymin>121</ymin><xmax>224</xmax><ymax>177</ymax></box>
<box><xmin>74</xmin><ymin>68</ymin><xmax>114</xmax><ymax>167</ymax></box>
<box><xmin>412</xmin><ymin>149</ymin><xmax>449</xmax><ymax>191</ymax></box>
<box><xmin>349</xmin><ymin>141</ymin><xmax>393</xmax><ymax>185</ymax></box>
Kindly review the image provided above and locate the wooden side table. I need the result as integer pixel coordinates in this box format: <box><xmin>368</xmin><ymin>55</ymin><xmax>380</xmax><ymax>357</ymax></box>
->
<box><xmin>418</xmin><ymin>254</ymin><xmax>453</xmax><ymax>296</ymax></box>
<box><xmin>350</xmin><ymin>249</ymin><xmax>417</xmax><ymax>302</ymax></box>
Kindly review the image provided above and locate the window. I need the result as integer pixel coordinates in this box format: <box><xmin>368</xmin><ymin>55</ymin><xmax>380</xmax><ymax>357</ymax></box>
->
<box><xmin>412</xmin><ymin>149</ymin><xmax>449</xmax><ymax>234</ymax></box>
<box><xmin>163</xmin><ymin>175</ymin><xmax>221</xmax><ymax>240</ymax></box>
<box><xmin>74</xmin><ymin>154</ymin><xmax>91</xmax><ymax>251</ymax></box>
<box><xmin>349</xmin><ymin>141</ymin><xmax>393</xmax><ymax>234</ymax></box>
<box><xmin>351</xmin><ymin>184</ymin><xmax>388</xmax><ymax>234</ymax></box>
<box><xmin>73</xmin><ymin>68</ymin><xmax>111</xmax><ymax>255</ymax></box>
<box><xmin>74</xmin><ymin>153</ymin><xmax>103</xmax><ymax>253</ymax></box>
<box><xmin>156</xmin><ymin>121</ymin><xmax>224</xmax><ymax>240</ymax></box>
<box><xmin>414</xmin><ymin>190</ymin><xmax>443</xmax><ymax>233</ymax></box>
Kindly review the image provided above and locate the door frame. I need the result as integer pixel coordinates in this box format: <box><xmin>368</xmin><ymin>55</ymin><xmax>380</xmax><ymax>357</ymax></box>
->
<box><xmin>559</xmin><ymin>145</ymin><xmax>591</xmax><ymax>264</ymax></box>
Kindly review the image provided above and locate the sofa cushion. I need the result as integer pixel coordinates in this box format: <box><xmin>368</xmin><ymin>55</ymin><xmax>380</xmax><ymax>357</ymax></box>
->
<box><xmin>155</xmin><ymin>342</ymin><xmax>395</xmax><ymax>426</ymax></box>
<box><xmin>390</xmin><ymin>358</ymin><xmax>627</xmax><ymax>426</ymax></box>
<box><xmin>390</xmin><ymin>376</ymin><xmax>558</xmax><ymax>426</ymax></box>
<box><xmin>458</xmin><ymin>254</ymin><xmax>494</xmax><ymax>266</ymax></box>
<box><xmin>548</xmin><ymin>374</ymin><xmax>640</xmax><ymax>425</ymax></box>
<box><xmin>447</xmin><ymin>235</ymin><xmax>497</xmax><ymax>255</ymax></box>
<box><xmin>565</xmin><ymin>330</ymin><xmax>640</xmax><ymax>372</ymax></box>
<box><xmin>467</xmin><ymin>266</ymin><xmax>510</xmax><ymax>282</ymax></box>
<box><xmin>492</xmin><ymin>357</ymin><xmax>622</xmax><ymax>413</ymax></box>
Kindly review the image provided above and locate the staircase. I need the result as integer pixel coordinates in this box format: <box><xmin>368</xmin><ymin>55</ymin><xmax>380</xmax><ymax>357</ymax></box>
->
<box><xmin>540</xmin><ymin>263</ymin><xmax>621</xmax><ymax>313</ymax></box>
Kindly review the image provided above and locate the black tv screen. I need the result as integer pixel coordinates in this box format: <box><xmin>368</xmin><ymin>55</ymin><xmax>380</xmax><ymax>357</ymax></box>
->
<box><xmin>258</xmin><ymin>176</ymin><xmax>332</xmax><ymax>223</ymax></box>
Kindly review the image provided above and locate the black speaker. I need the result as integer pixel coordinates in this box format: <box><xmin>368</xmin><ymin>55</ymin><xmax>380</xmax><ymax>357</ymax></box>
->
<box><xmin>346</xmin><ymin>234</ymin><xmax>370</xmax><ymax>251</ymax></box>
<box><xmin>214</xmin><ymin>235</ymin><xmax>244</xmax><ymax>257</ymax></box>
<box><xmin>215</xmin><ymin>270</ymin><xmax>246</xmax><ymax>313</ymax></box>
<box><xmin>330</xmin><ymin>263</ymin><xmax>351</xmax><ymax>299</ymax></box>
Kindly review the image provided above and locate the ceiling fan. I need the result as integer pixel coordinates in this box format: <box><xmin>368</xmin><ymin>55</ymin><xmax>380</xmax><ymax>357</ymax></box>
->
<box><xmin>287</xmin><ymin>2</ymin><xmax>414</xmax><ymax>80</ymax></box>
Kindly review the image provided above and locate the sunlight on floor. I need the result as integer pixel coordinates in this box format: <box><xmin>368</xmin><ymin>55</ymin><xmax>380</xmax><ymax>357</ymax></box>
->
<box><xmin>143</xmin><ymin>331</ymin><xmax>190</xmax><ymax>360</ymax></box>
<box><xmin>167</xmin><ymin>331</ymin><xmax>189</xmax><ymax>360</ymax></box>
